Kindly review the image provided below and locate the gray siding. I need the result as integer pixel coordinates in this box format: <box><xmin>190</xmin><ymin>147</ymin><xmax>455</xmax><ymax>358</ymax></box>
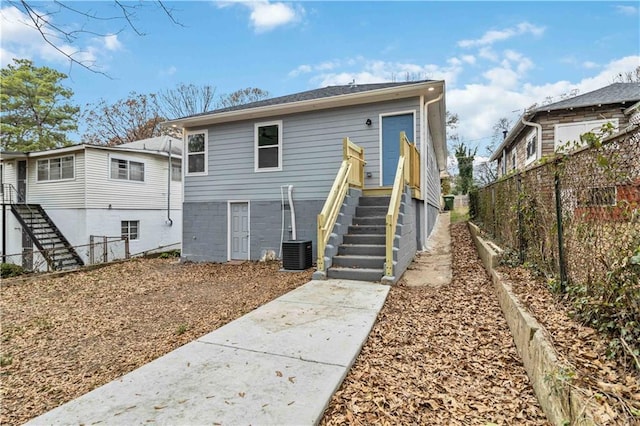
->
<box><xmin>184</xmin><ymin>98</ymin><xmax>421</xmax><ymax>202</ymax></box>
<box><xmin>425</xmin><ymin>126</ymin><xmax>441</xmax><ymax>209</ymax></box>
<box><xmin>182</xmin><ymin>199</ymin><xmax>323</xmax><ymax>263</ymax></box>
<box><xmin>393</xmin><ymin>187</ymin><xmax>418</xmax><ymax>279</ymax></box>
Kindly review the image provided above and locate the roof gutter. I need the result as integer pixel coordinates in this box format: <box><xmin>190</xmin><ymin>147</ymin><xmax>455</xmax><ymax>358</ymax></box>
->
<box><xmin>521</xmin><ymin>116</ymin><xmax>543</xmax><ymax>160</ymax></box>
<box><xmin>163</xmin><ymin>81</ymin><xmax>445</xmax><ymax>129</ymax></box>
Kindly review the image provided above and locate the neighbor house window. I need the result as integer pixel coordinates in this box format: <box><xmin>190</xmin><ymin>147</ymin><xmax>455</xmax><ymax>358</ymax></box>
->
<box><xmin>186</xmin><ymin>131</ymin><xmax>207</xmax><ymax>175</ymax></box>
<box><xmin>554</xmin><ymin>119</ymin><xmax>619</xmax><ymax>153</ymax></box>
<box><xmin>121</xmin><ymin>220</ymin><xmax>139</xmax><ymax>240</ymax></box>
<box><xmin>525</xmin><ymin>130</ymin><xmax>537</xmax><ymax>165</ymax></box>
<box><xmin>111</xmin><ymin>158</ymin><xmax>144</xmax><ymax>182</ymax></box>
<box><xmin>171</xmin><ymin>159</ymin><xmax>182</xmax><ymax>182</ymax></box>
<box><xmin>37</xmin><ymin>156</ymin><xmax>74</xmax><ymax>181</ymax></box>
<box><xmin>255</xmin><ymin>120</ymin><xmax>282</xmax><ymax>171</ymax></box>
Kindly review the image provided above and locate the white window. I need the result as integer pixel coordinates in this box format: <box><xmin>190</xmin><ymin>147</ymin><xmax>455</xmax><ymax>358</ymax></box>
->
<box><xmin>171</xmin><ymin>159</ymin><xmax>182</xmax><ymax>182</ymax></box>
<box><xmin>121</xmin><ymin>220</ymin><xmax>139</xmax><ymax>240</ymax></box>
<box><xmin>37</xmin><ymin>156</ymin><xmax>74</xmax><ymax>181</ymax></box>
<box><xmin>255</xmin><ymin>120</ymin><xmax>282</xmax><ymax>171</ymax></box>
<box><xmin>525</xmin><ymin>130</ymin><xmax>538</xmax><ymax>165</ymax></box>
<box><xmin>110</xmin><ymin>158</ymin><xmax>144</xmax><ymax>182</ymax></box>
<box><xmin>186</xmin><ymin>131</ymin><xmax>207</xmax><ymax>175</ymax></box>
<box><xmin>510</xmin><ymin>150</ymin><xmax>517</xmax><ymax>171</ymax></box>
<box><xmin>554</xmin><ymin>119</ymin><xmax>619</xmax><ymax>153</ymax></box>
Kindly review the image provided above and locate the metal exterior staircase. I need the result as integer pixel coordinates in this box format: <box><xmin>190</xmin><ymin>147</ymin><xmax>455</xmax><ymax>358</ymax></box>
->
<box><xmin>326</xmin><ymin>195</ymin><xmax>390</xmax><ymax>281</ymax></box>
<box><xmin>10</xmin><ymin>203</ymin><xmax>84</xmax><ymax>270</ymax></box>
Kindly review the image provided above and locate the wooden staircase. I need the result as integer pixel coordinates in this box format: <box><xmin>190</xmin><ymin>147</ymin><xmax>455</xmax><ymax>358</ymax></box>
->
<box><xmin>326</xmin><ymin>194</ymin><xmax>390</xmax><ymax>282</ymax></box>
<box><xmin>10</xmin><ymin>204</ymin><xmax>84</xmax><ymax>270</ymax></box>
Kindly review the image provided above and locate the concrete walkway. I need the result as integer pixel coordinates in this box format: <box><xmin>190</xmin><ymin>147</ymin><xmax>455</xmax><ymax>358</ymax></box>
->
<box><xmin>402</xmin><ymin>212</ymin><xmax>451</xmax><ymax>287</ymax></box>
<box><xmin>26</xmin><ymin>280</ymin><xmax>390</xmax><ymax>425</ymax></box>
<box><xmin>27</xmin><ymin>213</ymin><xmax>452</xmax><ymax>425</ymax></box>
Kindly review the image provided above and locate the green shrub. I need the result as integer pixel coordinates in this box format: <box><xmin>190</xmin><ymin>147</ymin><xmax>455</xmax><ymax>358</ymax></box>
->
<box><xmin>159</xmin><ymin>250</ymin><xmax>181</xmax><ymax>259</ymax></box>
<box><xmin>567</xmin><ymin>244</ymin><xmax>640</xmax><ymax>369</ymax></box>
<box><xmin>1</xmin><ymin>263</ymin><xmax>25</xmax><ymax>278</ymax></box>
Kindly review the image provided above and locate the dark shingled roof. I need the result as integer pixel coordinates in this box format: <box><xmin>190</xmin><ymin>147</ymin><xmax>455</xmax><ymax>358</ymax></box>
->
<box><xmin>179</xmin><ymin>80</ymin><xmax>435</xmax><ymax>119</ymax></box>
<box><xmin>535</xmin><ymin>82</ymin><xmax>640</xmax><ymax>112</ymax></box>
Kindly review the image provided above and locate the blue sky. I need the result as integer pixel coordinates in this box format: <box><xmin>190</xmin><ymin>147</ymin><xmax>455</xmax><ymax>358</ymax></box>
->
<box><xmin>1</xmin><ymin>1</ymin><xmax>639</xmax><ymax>156</ymax></box>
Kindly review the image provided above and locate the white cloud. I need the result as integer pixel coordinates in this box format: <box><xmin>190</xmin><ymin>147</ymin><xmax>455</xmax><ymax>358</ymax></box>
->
<box><xmin>288</xmin><ymin>64</ymin><xmax>312</xmax><ymax>77</ymax></box>
<box><xmin>615</xmin><ymin>5</ymin><xmax>638</xmax><ymax>16</ymax></box>
<box><xmin>461</xmin><ymin>55</ymin><xmax>476</xmax><ymax>65</ymax></box>
<box><xmin>103</xmin><ymin>34</ymin><xmax>122</xmax><ymax>51</ymax></box>
<box><xmin>0</xmin><ymin>5</ymin><xmax>117</xmax><ymax>69</ymax></box>
<box><xmin>582</xmin><ymin>61</ymin><xmax>599</xmax><ymax>69</ymax></box>
<box><xmin>446</xmin><ymin>55</ymin><xmax>640</xmax><ymax>152</ymax></box>
<box><xmin>458</xmin><ymin>21</ymin><xmax>545</xmax><ymax>48</ymax></box>
<box><xmin>221</xmin><ymin>1</ymin><xmax>304</xmax><ymax>33</ymax></box>
<box><xmin>294</xmin><ymin>56</ymin><xmax>465</xmax><ymax>88</ymax></box>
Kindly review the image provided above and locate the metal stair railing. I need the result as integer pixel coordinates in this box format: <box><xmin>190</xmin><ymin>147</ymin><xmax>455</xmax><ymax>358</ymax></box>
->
<box><xmin>4</xmin><ymin>184</ymin><xmax>84</xmax><ymax>270</ymax></box>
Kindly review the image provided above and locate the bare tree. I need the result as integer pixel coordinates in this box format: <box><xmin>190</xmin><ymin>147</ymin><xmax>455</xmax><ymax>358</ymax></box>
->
<box><xmin>613</xmin><ymin>65</ymin><xmax>640</xmax><ymax>83</ymax></box>
<box><xmin>159</xmin><ymin>83</ymin><xmax>217</xmax><ymax>119</ymax></box>
<box><xmin>217</xmin><ymin>87</ymin><xmax>270</xmax><ymax>109</ymax></box>
<box><xmin>83</xmin><ymin>92</ymin><xmax>165</xmax><ymax>145</ymax></box>
<box><xmin>7</xmin><ymin>1</ymin><xmax>182</xmax><ymax>75</ymax></box>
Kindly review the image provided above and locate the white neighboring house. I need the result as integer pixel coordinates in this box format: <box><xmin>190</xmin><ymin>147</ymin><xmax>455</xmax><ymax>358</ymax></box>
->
<box><xmin>0</xmin><ymin>136</ymin><xmax>182</xmax><ymax>271</ymax></box>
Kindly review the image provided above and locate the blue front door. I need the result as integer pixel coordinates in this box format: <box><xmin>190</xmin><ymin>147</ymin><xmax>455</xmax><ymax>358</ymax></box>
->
<box><xmin>382</xmin><ymin>113</ymin><xmax>414</xmax><ymax>186</ymax></box>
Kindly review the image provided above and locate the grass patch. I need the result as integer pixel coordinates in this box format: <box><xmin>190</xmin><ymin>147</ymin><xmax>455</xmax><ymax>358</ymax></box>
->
<box><xmin>450</xmin><ymin>207</ymin><xmax>469</xmax><ymax>224</ymax></box>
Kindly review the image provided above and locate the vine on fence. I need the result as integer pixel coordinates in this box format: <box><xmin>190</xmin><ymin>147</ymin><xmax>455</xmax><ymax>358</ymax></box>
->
<box><xmin>473</xmin><ymin>126</ymin><xmax>640</xmax><ymax>369</ymax></box>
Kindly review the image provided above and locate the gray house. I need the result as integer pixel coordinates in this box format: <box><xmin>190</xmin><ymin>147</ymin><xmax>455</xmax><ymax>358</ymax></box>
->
<box><xmin>165</xmin><ymin>80</ymin><xmax>447</xmax><ymax>283</ymax></box>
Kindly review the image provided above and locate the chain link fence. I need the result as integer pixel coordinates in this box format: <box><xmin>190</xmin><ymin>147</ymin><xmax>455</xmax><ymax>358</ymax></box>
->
<box><xmin>471</xmin><ymin>126</ymin><xmax>640</xmax><ymax>362</ymax></box>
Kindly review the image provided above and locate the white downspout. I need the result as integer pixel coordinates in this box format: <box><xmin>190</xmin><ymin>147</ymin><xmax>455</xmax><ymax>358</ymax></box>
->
<box><xmin>521</xmin><ymin>116</ymin><xmax>543</xmax><ymax>160</ymax></box>
<box><xmin>166</xmin><ymin>138</ymin><xmax>173</xmax><ymax>226</ymax></box>
<box><xmin>288</xmin><ymin>184</ymin><xmax>297</xmax><ymax>240</ymax></box>
<box><xmin>422</xmin><ymin>93</ymin><xmax>443</xmax><ymax>249</ymax></box>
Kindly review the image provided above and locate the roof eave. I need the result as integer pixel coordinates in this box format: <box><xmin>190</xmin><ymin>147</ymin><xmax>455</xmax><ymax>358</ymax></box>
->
<box><xmin>163</xmin><ymin>81</ymin><xmax>445</xmax><ymax>129</ymax></box>
<box><xmin>488</xmin><ymin>113</ymin><xmax>531</xmax><ymax>162</ymax></box>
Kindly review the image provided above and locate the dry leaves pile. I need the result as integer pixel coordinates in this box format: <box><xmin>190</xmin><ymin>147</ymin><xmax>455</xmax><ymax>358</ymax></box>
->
<box><xmin>502</xmin><ymin>266</ymin><xmax>640</xmax><ymax>424</ymax></box>
<box><xmin>322</xmin><ymin>223</ymin><xmax>548</xmax><ymax>425</ymax></box>
<box><xmin>0</xmin><ymin>259</ymin><xmax>312</xmax><ymax>426</ymax></box>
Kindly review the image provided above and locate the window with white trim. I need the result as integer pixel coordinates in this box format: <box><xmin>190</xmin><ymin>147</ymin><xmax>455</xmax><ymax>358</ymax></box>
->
<box><xmin>121</xmin><ymin>220</ymin><xmax>139</xmax><ymax>240</ymax></box>
<box><xmin>510</xmin><ymin>149</ymin><xmax>517</xmax><ymax>171</ymax></box>
<box><xmin>111</xmin><ymin>158</ymin><xmax>144</xmax><ymax>182</ymax></box>
<box><xmin>171</xmin><ymin>159</ymin><xmax>182</xmax><ymax>182</ymax></box>
<box><xmin>554</xmin><ymin>119</ymin><xmax>619</xmax><ymax>153</ymax></box>
<box><xmin>255</xmin><ymin>121</ymin><xmax>282</xmax><ymax>171</ymax></box>
<box><xmin>186</xmin><ymin>131</ymin><xmax>207</xmax><ymax>175</ymax></box>
<box><xmin>37</xmin><ymin>155</ymin><xmax>74</xmax><ymax>181</ymax></box>
<box><xmin>525</xmin><ymin>130</ymin><xmax>537</xmax><ymax>165</ymax></box>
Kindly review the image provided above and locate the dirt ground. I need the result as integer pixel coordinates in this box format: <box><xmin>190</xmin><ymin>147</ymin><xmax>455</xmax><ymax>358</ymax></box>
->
<box><xmin>3</xmin><ymin>222</ymin><xmax>637</xmax><ymax>425</ymax></box>
<box><xmin>0</xmin><ymin>259</ymin><xmax>312</xmax><ymax>425</ymax></box>
<box><xmin>321</xmin><ymin>223</ymin><xmax>548</xmax><ymax>425</ymax></box>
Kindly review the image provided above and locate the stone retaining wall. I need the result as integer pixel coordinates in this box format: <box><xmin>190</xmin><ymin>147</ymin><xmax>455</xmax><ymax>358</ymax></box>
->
<box><xmin>468</xmin><ymin>222</ymin><xmax>596</xmax><ymax>426</ymax></box>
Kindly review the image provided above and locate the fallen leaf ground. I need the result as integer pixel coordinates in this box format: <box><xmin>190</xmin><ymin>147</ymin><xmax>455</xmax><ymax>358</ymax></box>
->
<box><xmin>0</xmin><ymin>259</ymin><xmax>312</xmax><ymax>425</ymax></box>
<box><xmin>502</xmin><ymin>266</ymin><xmax>640</xmax><ymax>424</ymax></box>
<box><xmin>321</xmin><ymin>223</ymin><xmax>548</xmax><ymax>425</ymax></box>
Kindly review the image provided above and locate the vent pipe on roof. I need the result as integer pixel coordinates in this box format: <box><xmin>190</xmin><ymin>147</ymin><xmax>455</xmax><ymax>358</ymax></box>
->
<box><xmin>502</xmin><ymin>130</ymin><xmax>508</xmax><ymax>140</ymax></box>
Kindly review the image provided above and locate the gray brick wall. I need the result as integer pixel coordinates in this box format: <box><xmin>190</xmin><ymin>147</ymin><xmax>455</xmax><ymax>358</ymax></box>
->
<box><xmin>182</xmin><ymin>201</ymin><xmax>227</xmax><ymax>262</ymax></box>
<box><xmin>182</xmin><ymin>199</ymin><xmax>324</xmax><ymax>263</ymax></box>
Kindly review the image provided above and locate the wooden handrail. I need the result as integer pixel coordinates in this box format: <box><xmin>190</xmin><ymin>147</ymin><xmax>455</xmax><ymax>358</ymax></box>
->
<box><xmin>385</xmin><ymin>155</ymin><xmax>407</xmax><ymax>277</ymax></box>
<box><xmin>317</xmin><ymin>137</ymin><xmax>365</xmax><ymax>272</ymax></box>
<box><xmin>385</xmin><ymin>131</ymin><xmax>421</xmax><ymax>277</ymax></box>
